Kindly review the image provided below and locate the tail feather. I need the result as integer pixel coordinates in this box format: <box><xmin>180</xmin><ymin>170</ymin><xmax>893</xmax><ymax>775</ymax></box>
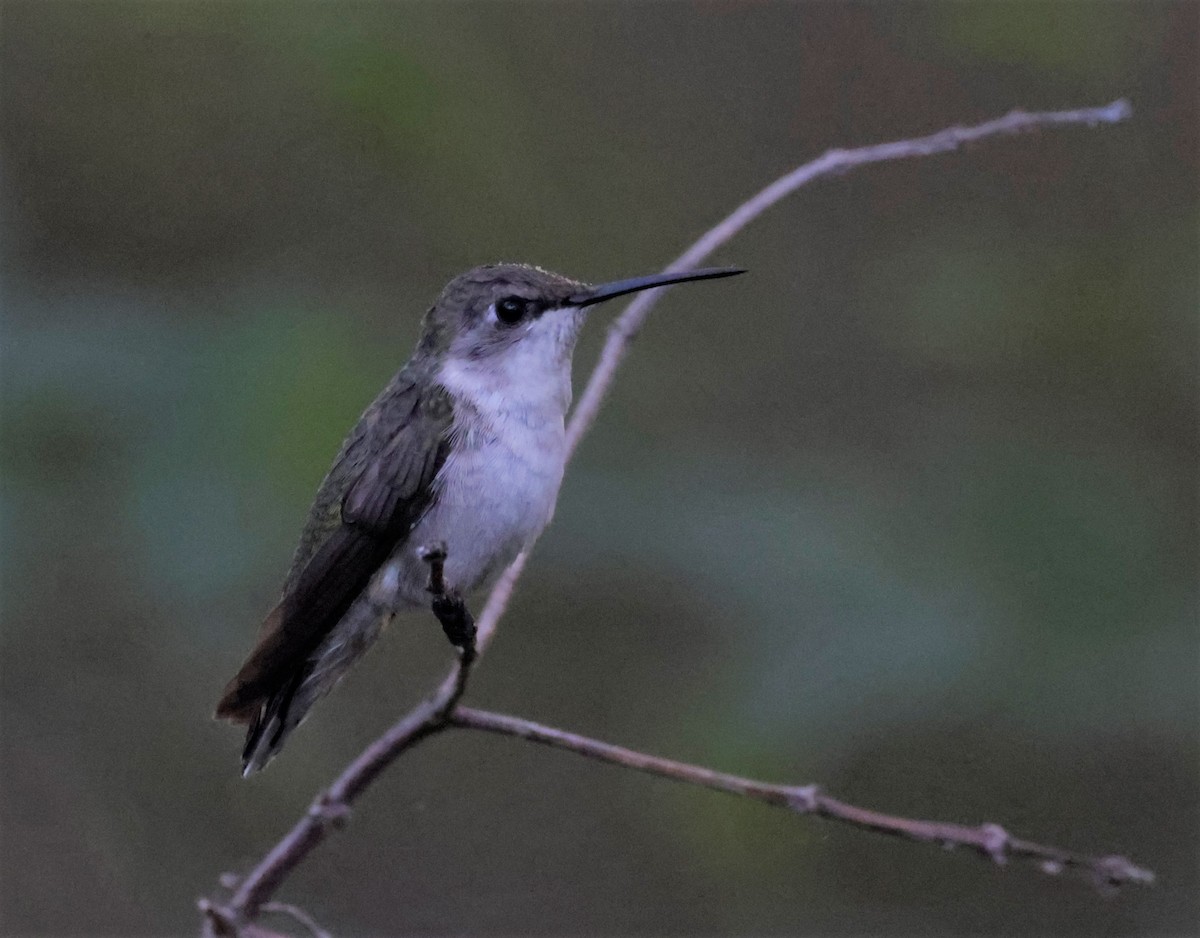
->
<box><xmin>226</xmin><ymin>605</ymin><xmax>393</xmax><ymax>775</ymax></box>
<box><xmin>239</xmin><ymin>668</ymin><xmax>308</xmax><ymax>775</ymax></box>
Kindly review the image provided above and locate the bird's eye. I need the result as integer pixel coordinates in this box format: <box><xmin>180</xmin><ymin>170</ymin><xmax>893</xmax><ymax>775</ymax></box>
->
<box><xmin>494</xmin><ymin>296</ymin><xmax>527</xmax><ymax>325</ymax></box>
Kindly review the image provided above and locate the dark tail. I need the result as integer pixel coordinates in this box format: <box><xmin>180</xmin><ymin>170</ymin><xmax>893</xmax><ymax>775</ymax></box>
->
<box><xmin>239</xmin><ymin>667</ymin><xmax>308</xmax><ymax>775</ymax></box>
<box><xmin>218</xmin><ymin>598</ymin><xmax>392</xmax><ymax>775</ymax></box>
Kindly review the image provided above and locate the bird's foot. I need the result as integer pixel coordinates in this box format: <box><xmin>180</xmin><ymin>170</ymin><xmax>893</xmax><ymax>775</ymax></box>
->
<box><xmin>432</xmin><ymin>591</ymin><xmax>477</xmax><ymax>661</ymax></box>
<box><xmin>419</xmin><ymin>542</ymin><xmax>477</xmax><ymax>660</ymax></box>
<box><xmin>417</xmin><ymin>542</ymin><xmax>448</xmax><ymax>593</ymax></box>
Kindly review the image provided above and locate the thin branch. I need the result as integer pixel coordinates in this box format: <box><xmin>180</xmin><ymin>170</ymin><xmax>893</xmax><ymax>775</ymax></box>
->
<box><xmin>449</xmin><ymin>706</ymin><xmax>1155</xmax><ymax>891</ymax></box>
<box><xmin>565</xmin><ymin>98</ymin><xmax>1130</xmax><ymax>456</ymax></box>
<box><xmin>201</xmin><ymin>99</ymin><xmax>1137</xmax><ymax>934</ymax></box>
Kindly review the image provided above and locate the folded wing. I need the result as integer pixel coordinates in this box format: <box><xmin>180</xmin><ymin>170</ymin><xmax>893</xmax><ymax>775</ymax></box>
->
<box><xmin>215</xmin><ymin>374</ymin><xmax>452</xmax><ymax>768</ymax></box>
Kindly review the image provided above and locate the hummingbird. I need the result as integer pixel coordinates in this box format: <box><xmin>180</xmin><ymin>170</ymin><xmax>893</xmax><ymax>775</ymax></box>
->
<box><xmin>215</xmin><ymin>262</ymin><xmax>745</xmax><ymax>774</ymax></box>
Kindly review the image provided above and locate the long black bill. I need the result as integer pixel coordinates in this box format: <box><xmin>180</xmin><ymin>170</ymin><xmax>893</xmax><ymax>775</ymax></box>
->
<box><xmin>567</xmin><ymin>266</ymin><xmax>746</xmax><ymax>308</ymax></box>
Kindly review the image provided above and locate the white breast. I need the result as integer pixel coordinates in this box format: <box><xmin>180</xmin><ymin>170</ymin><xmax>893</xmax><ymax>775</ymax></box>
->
<box><xmin>401</xmin><ymin>321</ymin><xmax>576</xmax><ymax>599</ymax></box>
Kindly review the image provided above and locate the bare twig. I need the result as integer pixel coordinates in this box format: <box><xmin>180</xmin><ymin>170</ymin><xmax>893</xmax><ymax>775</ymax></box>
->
<box><xmin>201</xmin><ymin>99</ymin><xmax>1138</xmax><ymax>935</ymax></box>
<box><xmin>449</xmin><ymin>706</ymin><xmax>1155</xmax><ymax>891</ymax></box>
<box><xmin>565</xmin><ymin>98</ymin><xmax>1131</xmax><ymax>456</ymax></box>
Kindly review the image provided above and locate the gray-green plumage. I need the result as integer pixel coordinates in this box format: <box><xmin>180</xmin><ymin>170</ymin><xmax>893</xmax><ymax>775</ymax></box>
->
<box><xmin>216</xmin><ymin>262</ymin><xmax>745</xmax><ymax>774</ymax></box>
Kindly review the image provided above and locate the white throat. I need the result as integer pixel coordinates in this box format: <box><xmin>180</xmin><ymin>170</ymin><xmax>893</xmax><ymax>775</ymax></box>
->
<box><xmin>418</xmin><ymin>307</ymin><xmax>581</xmax><ymax>598</ymax></box>
<box><xmin>438</xmin><ymin>308</ymin><xmax>581</xmax><ymax>421</ymax></box>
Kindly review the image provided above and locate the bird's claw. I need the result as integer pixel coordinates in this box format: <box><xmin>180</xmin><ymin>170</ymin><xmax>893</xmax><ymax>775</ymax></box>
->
<box><xmin>418</xmin><ymin>541</ymin><xmax>449</xmax><ymax>596</ymax></box>
<box><xmin>419</xmin><ymin>542</ymin><xmax>476</xmax><ymax>658</ymax></box>
<box><xmin>432</xmin><ymin>591</ymin><xmax>476</xmax><ymax>653</ymax></box>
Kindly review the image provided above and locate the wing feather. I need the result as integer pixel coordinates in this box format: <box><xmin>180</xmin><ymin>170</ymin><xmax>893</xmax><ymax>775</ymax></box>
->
<box><xmin>215</xmin><ymin>374</ymin><xmax>452</xmax><ymax>724</ymax></box>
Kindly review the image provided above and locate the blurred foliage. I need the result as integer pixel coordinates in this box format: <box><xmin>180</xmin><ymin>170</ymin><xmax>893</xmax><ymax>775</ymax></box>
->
<box><xmin>1</xmin><ymin>2</ymin><xmax>1196</xmax><ymax>935</ymax></box>
<box><xmin>928</xmin><ymin>4</ymin><xmax>1168</xmax><ymax>77</ymax></box>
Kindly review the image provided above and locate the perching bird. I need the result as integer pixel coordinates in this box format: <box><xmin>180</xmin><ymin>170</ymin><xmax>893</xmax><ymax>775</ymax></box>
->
<box><xmin>215</xmin><ymin>263</ymin><xmax>744</xmax><ymax>773</ymax></box>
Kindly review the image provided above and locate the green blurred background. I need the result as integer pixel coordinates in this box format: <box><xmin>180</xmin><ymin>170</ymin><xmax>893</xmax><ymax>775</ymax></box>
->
<box><xmin>2</xmin><ymin>2</ymin><xmax>1196</xmax><ymax>934</ymax></box>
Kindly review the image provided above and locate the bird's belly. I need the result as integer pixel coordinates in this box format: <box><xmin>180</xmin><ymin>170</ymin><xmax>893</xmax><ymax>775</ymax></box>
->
<box><xmin>394</xmin><ymin>427</ymin><xmax>566</xmax><ymax>604</ymax></box>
